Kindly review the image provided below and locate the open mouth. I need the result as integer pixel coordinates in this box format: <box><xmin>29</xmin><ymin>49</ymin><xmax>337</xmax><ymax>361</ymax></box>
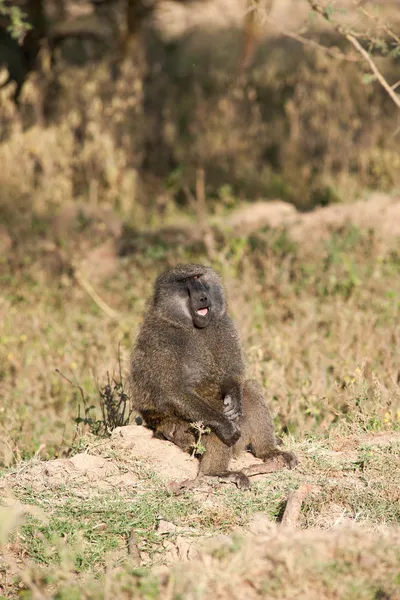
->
<box><xmin>196</xmin><ymin>307</ymin><xmax>209</xmax><ymax>317</ymax></box>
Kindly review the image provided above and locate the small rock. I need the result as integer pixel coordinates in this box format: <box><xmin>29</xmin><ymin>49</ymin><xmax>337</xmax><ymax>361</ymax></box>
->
<box><xmin>175</xmin><ymin>535</ymin><xmax>199</xmax><ymax>562</ymax></box>
<box><xmin>157</xmin><ymin>520</ymin><xmax>178</xmax><ymax>535</ymax></box>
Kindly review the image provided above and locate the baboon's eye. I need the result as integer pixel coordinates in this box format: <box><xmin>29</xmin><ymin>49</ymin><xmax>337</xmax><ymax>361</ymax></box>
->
<box><xmin>181</xmin><ymin>278</ymin><xmax>187</xmax><ymax>283</ymax></box>
<box><xmin>193</xmin><ymin>275</ymin><xmax>199</xmax><ymax>280</ymax></box>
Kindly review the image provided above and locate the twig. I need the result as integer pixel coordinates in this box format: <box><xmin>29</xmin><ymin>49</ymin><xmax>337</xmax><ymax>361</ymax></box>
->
<box><xmin>346</xmin><ymin>34</ymin><xmax>400</xmax><ymax>108</ymax></box>
<box><xmin>258</xmin><ymin>10</ymin><xmax>359</xmax><ymax>63</ymax></box>
<box><xmin>357</xmin><ymin>4</ymin><xmax>400</xmax><ymax>47</ymax></box>
<box><xmin>190</xmin><ymin>421</ymin><xmax>210</xmax><ymax>458</ymax></box>
<box><xmin>307</xmin><ymin>0</ymin><xmax>400</xmax><ymax>110</ymax></box>
<box><xmin>184</xmin><ymin>169</ymin><xmax>217</xmax><ymax>259</ymax></box>
<box><xmin>195</xmin><ymin>167</ymin><xmax>207</xmax><ymax>227</ymax></box>
<box><xmin>73</xmin><ymin>267</ymin><xmax>119</xmax><ymax>320</ymax></box>
<box><xmin>127</xmin><ymin>530</ymin><xmax>142</xmax><ymax>566</ymax></box>
<box><xmin>55</xmin><ymin>368</ymin><xmax>86</xmax><ymax>405</ymax></box>
<box><xmin>281</xmin><ymin>484</ymin><xmax>313</xmax><ymax>529</ymax></box>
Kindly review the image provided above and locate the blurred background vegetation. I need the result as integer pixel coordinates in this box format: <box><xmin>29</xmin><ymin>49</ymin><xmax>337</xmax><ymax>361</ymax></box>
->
<box><xmin>0</xmin><ymin>0</ymin><xmax>400</xmax><ymax>210</ymax></box>
<box><xmin>0</xmin><ymin>0</ymin><xmax>400</xmax><ymax>463</ymax></box>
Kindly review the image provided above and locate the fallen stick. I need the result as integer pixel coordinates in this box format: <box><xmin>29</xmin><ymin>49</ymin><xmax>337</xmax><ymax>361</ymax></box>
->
<box><xmin>127</xmin><ymin>530</ymin><xmax>142</xmax><ymax>567</ymax></box>
<box><xmin>281</xmin><ymin>484</ymin><xmax>314</xmax><ymax>529</ymax></box>
<box><xmin>73</xmin><ymin>267</ymin><xmax>119</xmax><ymax>320</ymax></box>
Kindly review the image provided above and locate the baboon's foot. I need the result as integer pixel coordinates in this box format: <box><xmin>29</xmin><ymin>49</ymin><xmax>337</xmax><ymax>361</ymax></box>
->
<box><xmin>243</xmin><ymin>450</ymin><xmax>299</xmax><ymax>478</ymax></box>
<box><xmin>169</xmin><ymin>470</ymin><xmax>251</xmax><ymax>494</ymax></box>
<box><xmin>168</xmin><ymin>477</ymin><xmax>200</xmax><ymax>496</ymax></box>
<box><xmin>279</xmin><ymin>450</ymin><xmax>299</xmax><ymax>470</ymax></box>
<box><xmin>153</xmin><ymin>423</ymin><xmax>195</xmax><ymax>453</ymax></box>
<box><xmin>204</xmin><ymin>471</ymin><xmax>251</xmax><ymax>490</ymax></box>
<box><xmin>242</xmin><ymin>458</ymin><xmax>287</xmax><ymax>477</ymax></box>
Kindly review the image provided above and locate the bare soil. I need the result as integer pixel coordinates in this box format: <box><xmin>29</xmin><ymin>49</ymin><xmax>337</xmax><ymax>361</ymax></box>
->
<box><xmin>224</xmin><ymin>193</ymin><xmax>400</xmax><ymax>245</ymax></box>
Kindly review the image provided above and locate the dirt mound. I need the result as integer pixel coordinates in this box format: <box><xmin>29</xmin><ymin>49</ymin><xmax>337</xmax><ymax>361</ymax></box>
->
<box><xmin>0</xmin><ymin>425</ymin><xmax>276</xmax><ymax>494</ymax></box>
<box><xmin>4</xmin><ymin>425</ymin><xmax>399</xmax><ymax>495</ymax></box>
<box><xmin>154</xmin><ymin>0</ymin><xmax>243</xmax><ymax>41</ymax></box>
<box><xmin>223</xmin><ymin>193</ymin><xmax>400</xmax><ymax>245</ymax></box>
<box><xmin>111</xmin><ymin>425</ymin><xmax>198</xmax><ymax>481</ymax></box>
<box><xmin>0</xmin><ymin>426</ymin><xmax>398</xmax><ymax>598</ymax></box>
<box><xmin>291</xmin><ymin>193</ymin><xmax>400</xmax><ymax>245</ymax></box>
<box><xmin>1</xmin><ymin>452</ymin><xmax>137</xmax><ymax>494</ymax></box>
<box><xmin>110</xmin><ymin>425</ymin><xmax>268</xmax><ymax>482</ymax></box>
<box><xmin>225</xmin><ymin>200</ymin><xmax>298</xmax><ymax>234</ymax></box>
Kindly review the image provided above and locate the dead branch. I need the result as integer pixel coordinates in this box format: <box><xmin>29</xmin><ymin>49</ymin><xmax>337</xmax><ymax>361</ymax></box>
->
<box><xmin>345</xmin><ymin>34</ymin><xmax>400</xmax><ymax>109</ymax></box>
<box><xmin>257</xmin><ymin>12</ymin><xmax>359</xmax><ymax>63</ymax></box>
<box><xmin>73</xmin><ymin>267</ymin><xmax>119</xmax><ymax>321</ymax></box>
<box><xmin>281</xmin><ymin>484</ymin><xmax>313</xmax><ymax>529</ymax></box>
<box><xmin>127</xmin><ymin>530</ymin><xmax>142</xmax><ymax>567</ymax></box>
<box><xmin>307</xmin><ymin>0</ymin><xmax>400</xmax><ymax>109</ymax></box>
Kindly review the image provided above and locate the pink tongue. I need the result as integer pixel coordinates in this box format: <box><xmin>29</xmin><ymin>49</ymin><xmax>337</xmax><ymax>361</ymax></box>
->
<box><xmin>197</xmin><ymin>308</ymin><xmax>208</xmax><ymax>316</ymax></box>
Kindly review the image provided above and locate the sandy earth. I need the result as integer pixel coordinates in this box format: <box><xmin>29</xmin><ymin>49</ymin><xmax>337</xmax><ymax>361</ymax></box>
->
<box><xmin>1</xmin><ymin>424</ymin><xmax>399</xmax><ymax>578</ymax></box>
<box><xmin>1</xmin><ymin>425</ymin><xmax>270</xmax><ymax>494</ymax></box>
<box><xmin>2</xmin><ymin>424</ymin><xmax>399</xmax><ymax>495</ymax></box>
<box><xmin>225</xmin><ymin>193</ymin><xmax>400</xmax><ymax>246</ymax></box>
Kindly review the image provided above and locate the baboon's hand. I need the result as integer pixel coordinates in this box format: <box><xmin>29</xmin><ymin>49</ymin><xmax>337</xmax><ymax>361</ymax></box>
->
<box><xmin>281</xmin><ymin>450</ymin><xmax>299</xmax><ymax>470</ymax></box>
<box><xmin>223</xmin><ymin>394</ymin><xmax>242</xmax><ymax>423</ymax></box>
<box><xmin>215</xmin><ymin>418</ymin><xmax>241</xmax><ymax>447</ymax></box>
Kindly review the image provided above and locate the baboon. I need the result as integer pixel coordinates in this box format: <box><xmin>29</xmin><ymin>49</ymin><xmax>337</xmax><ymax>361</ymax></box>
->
<box><xmin>129</xmin><ymin>263</ymin><xmax>297</xmax><ymax>488</ymax></box>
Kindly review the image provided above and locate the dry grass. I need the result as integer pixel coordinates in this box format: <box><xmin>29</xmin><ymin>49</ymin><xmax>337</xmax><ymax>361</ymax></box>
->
<box><xmin>136</xmin><ymin>527</ymin><xmax>400</xmax><ymax>600</ymax></box>
<box><xmin>1</xmin><ymin>191</ymin><xmax>400</xmax><ymax>596</ymax></box>
<box><xmin>0</xmin><ymin>424</ymin><xmax>399</xmax><ymax>597</ymax></box>
<box><xmin>2</xmin><ymin>512</ymin><xmax>400</xmax><ymax>599</ymax></box>
<box><xmin>1</xmin><ymin>191</ymin><xmax>400</xmax><ymax>461</ymax></box>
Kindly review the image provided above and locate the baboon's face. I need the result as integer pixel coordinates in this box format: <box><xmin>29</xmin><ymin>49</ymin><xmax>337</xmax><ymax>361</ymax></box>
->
<box><xmin>178</xmin><ymin>271</ymin><xmax>212</xmax><ymax>328</ymax></box>
<box><xmin>154</xmin><ymin>264</ymin><xmax>226</xmax><ymax>328</ymax></box>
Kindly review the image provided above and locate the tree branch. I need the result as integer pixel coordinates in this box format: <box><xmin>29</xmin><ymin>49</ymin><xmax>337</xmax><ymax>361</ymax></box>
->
<box><xmin>253</xmin><ymin>8</ymin><xmax>359</xmax><ymax>63</ymax></box>
<box><xmin>307</xmin><ymin>0</ymin><xmax>400</xmax><ymax>110</ymax></box>
<box><xmin>73</xmin><ymin>267</ymin><xmax>119</xmax><ymax>320</ymax></box>
<box><xmin>345</xmin><ymin>34</ymin><xmax>400</xmax><ymax>109</ymax></box>
<box><xmin>281</xmin><ymin>484</ymin><xmax>314</xmax><ymax>529</ymax></box>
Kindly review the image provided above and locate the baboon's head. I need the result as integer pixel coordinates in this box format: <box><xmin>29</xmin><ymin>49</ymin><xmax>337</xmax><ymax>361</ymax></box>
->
<box><xmin>153</xmin><ymin>264</ymin><xmax>226</xmax><ymax>328</ymax></box>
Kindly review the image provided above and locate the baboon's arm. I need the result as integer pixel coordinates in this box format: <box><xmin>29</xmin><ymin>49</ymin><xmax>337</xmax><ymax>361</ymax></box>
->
<box><xmin>164</xmin><ymin>390</ymin><xmax>241</xmax><ymax>447</ymax></box>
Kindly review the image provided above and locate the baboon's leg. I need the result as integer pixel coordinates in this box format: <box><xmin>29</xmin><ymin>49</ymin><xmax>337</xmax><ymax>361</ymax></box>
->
<box><xmin>239</xmin><ymin>380</ymin><xmax>298</xmax><ymax>469</ymax></box>
<box><xmin>200</xmin><ymin>433</ymin><xmax>250</xmax><ymax>489</ymax></box>
<box><xmin>154</xmin><ymin>419</ymin><xmax>195</xmax><ymax>453</ymax></box>
<box><xmin>140</xmin><ymin>411</ymin><xmax>194</xmax><ymax>452</ymax></box>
